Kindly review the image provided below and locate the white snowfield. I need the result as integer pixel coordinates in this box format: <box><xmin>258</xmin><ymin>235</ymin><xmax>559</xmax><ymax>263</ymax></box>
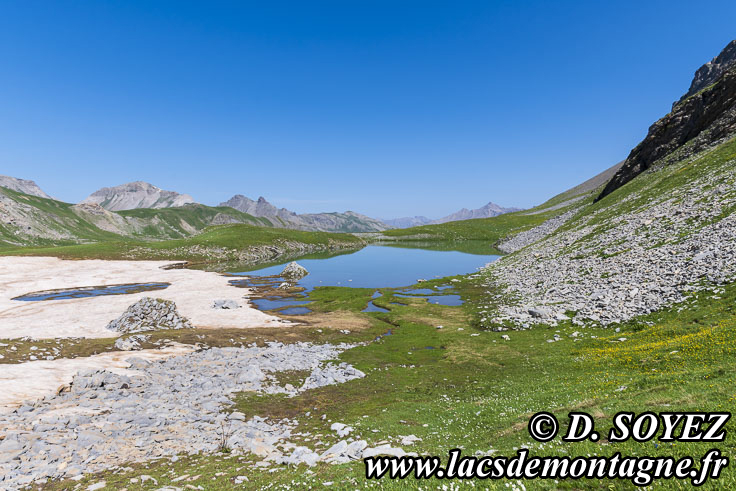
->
<box><xmin>0</xmin><ymin>344</ymin><xmax>194</xmax><ymax>411</ymax></box>
<box><xmin>0</xmin><ymin>256</ymin><xmax>287</xmax><ymax>339</ymax></box>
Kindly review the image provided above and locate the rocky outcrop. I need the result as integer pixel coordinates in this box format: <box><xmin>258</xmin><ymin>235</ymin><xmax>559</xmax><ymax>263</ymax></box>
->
<box><xmin>0</xmin><ymin>175</ymin><xmax>53</xmax><ymax>199</ymax></box>
<box><xmin>598</xmin><ymin>40</ymin><xmax>736</xmax><ymax>201</ymax></box>
<box><xmin>106</xmin><ymin>297</ymin><xmax>194</xmax><ymax>333</ymax></box>
<box><xmin>220</xmin><ymin>195</ymin><xmax>389</xmax><ymax>233</ymax></box>
<box><xmin>678</xmin><ymin>40</ymin><xmax>736</xmax><ymax>104</ymax></box>
<box><xmin>113</xmin><ymin>334</ymin><xmax>150</xmax><ymax>351</ymax></box>
<box><xmin>281</xmin><ymin>261</ymin><xmax>309</xmax><ymax>279</ymax></box>
<box><xmin>82</xmin><ymin>181</ymin><xmax>196</xmax><ymax>211</ymax></box>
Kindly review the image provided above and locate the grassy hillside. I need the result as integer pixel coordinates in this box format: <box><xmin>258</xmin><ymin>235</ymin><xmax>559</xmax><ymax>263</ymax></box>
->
<box><xmin>0</xmin><ymin>223</ymin><xmax>365</xmax><ymax>261</ymax></box>
<box><xmin>378</xmin><ymin>194</ymin><xmax>586</xmax><ymax>245</ymax></box>
<box><xmin>0</xmin><ymin>189</ymin><xmax>278</xmax><ymax>247</ymax></box>
<box><xmin>379</xmin><ymin>212</ymin><xmax>541</xmax><ymax>242</ymax></box>
<box><xmin>0</xmin><ymin>188</ymin><xmax>123</xmax><ymax>246</ymax></box>
<box><xmin>550</xmin><ymin>134</ymin><xmax>736</xmax><ymax>248</ymax></box>
<box><xmin>0</xmin><ymin>188</ymin><xmax>367</xmax><ymax>263</ymax></box>
<box><xmin>116</xmin><ymin>204</ymin><xmax>274</xmax><ymax>238</ymax></box>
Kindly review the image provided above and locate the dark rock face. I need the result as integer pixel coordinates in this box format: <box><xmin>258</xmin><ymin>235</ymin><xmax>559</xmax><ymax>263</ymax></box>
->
<box><xmin>597</xmin><ymin>41</ymin><xmax>736</xmax><ymax>201</ymax></box>
<box><xmin>678</xmin><ymin>40</ymin><xmax>736</xmax><ymax>104</ymax></box>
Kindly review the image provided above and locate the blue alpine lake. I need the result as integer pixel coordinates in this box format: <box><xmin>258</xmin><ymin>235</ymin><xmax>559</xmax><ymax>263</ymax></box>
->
<box><xmin>229</xmin><ymin>245</ymin><xmax>499</xmax><ymax>291</ymax></box>
<box><xmin>228</xmin><ymin>244</ymin><xmax>499</xmax><ymax>314</ymax></box>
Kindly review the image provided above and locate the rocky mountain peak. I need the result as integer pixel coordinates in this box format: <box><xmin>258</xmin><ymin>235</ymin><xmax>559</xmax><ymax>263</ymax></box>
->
<box><xmin>598</xmin><ymin>40</ymin><xmax>736</xmax><ymax>201</ymax></box>
<box><xmin>82</xmin><ymin>181</ymin><xmax>196</xmax><ymax>211</ymax></box>
<box><xmin>0</xmin><ymin>175</ymin><xmax>53</xmax><ymax>199</ymax></box>
<box><xmin>220</xmin><ymin>194</ymin><xmax>388</xmax><ymax>232</ymax></box>
<box><xmin>678</xmin><ymin>40</ymin><xmax>736</xmax><ymax>104</ymax></box>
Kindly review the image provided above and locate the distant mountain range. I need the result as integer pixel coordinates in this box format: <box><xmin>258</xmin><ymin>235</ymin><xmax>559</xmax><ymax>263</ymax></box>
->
<box><xmin>383</xmin><ymin>201</ymin><xmax>522</xmax><ymax>229</ymax></box>
<box><xmin>219</xmin><ymin>195</ymin><xmax>389</xmax><ymax>233</ymax></box>
<box><xmin>380</xmin><ymin>216</ymin><xmax>433</xmax><ymax>228</ymax></box>
<box><xmin>74</xmin><ymin>183</ymin><xmax>388</xmax><ymax>233</ymax></box>
<box><xmin>0</xmin><ymin>176</ymin><xmax>521</xmax><ymax>238</ymax></box>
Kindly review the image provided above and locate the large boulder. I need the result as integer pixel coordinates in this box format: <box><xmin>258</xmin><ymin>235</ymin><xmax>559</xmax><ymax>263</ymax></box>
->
<box><xmin>70</xmin><ymin>369</ymin><xmax>131</xmax><ymax>393</ymax></box>
<box><xmin>528</xmin><ymin>307</ymin><xmax>553</xmax><ymax>319</ymax></box>
<box><xmin>301</xmin><ymin>363</ymin><xmax>365</xmax><ymax>390</ymax></box>
<box><xmin>281</xmin><ymin>261</ymin><xmax>309</xmax><ymax>279</ymax></box>
<box><xmin>106</xmin><ymin>297</ymin><xmax>193</xmax><ymax>333</ymax></box>
<box><xmin>114</xmin><ymin>334</ymin><xmax>150</xmax><ymax>351</ymax></box>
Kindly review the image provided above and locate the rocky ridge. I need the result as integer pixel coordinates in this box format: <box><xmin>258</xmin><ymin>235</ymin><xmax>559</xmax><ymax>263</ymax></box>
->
<box><xmin>431</xmin><ymin>201</ymin><xmax>522</xmax><ymax>224</ymax></box>
<box><xmin>383</xmin><ymin>202</ymin><xmax>521</xmax><ymax>229</ymax></box>
<box><xmin>0</xmin><ymin>191</ymin><xmax>79</xmax><ymax>243</ymax></box>
<box><xmin>220</xmin><ymin>195</ymin><xmax>389</xmax><ymax>233</ymax></box>
<box><xmin>0</xmin><ymin>187</ymin><xmax>315</xmax><ymax>247</ymax></box>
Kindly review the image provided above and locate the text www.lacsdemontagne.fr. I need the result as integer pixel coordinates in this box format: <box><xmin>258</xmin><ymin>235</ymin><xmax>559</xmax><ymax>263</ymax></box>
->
<box><xmin>364</xmin><ymin>449</ymin><xmax>728</xmax><ymax>486</ymax></box>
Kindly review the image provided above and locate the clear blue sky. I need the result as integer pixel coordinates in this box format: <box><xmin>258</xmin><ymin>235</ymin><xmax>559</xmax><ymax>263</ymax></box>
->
<box><xmin>1</xmin><ymin>1</ymin><xmax>734</xmax><ymax>218</ymax></box>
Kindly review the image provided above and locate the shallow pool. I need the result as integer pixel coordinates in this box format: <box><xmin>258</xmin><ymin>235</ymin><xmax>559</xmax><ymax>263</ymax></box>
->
<box><xmin>12</xmin><ymin>282</ymin><xmax>171</xmax><ymax>302</ymax></box>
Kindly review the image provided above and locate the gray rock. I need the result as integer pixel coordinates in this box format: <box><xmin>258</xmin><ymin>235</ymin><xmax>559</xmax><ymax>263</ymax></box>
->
<box><xmin>528</xmin><ymin>308</ymin><xmax>552</xmax><ymax>319</ymax></box>
<box><xmin>106</xmin><ymin>297</ymin><xmax>193</xmax><ymax>333</ymax></box>
<box><xmin>346</xmin><ymin>440</ymin><xmax>368</xmax><ymax>459</ymax></box>
<box><xmin>330</xmin><ymin>422</ymin><xmax>353</xmax><ymax>437</ymax></box>
<box><xmin>281</xmin><ymin>261</ymin><xmax>309</xmax><ymax>279</ymax></box>
<box><xmin>320</xmin><ymin>440</ymin><xmax>348</xmax><ymax>463</ymax></box>
<box><xmin>114</xmin><ymin>335</ymin><xmax>150</xmax><ymax>351</ymax></box>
